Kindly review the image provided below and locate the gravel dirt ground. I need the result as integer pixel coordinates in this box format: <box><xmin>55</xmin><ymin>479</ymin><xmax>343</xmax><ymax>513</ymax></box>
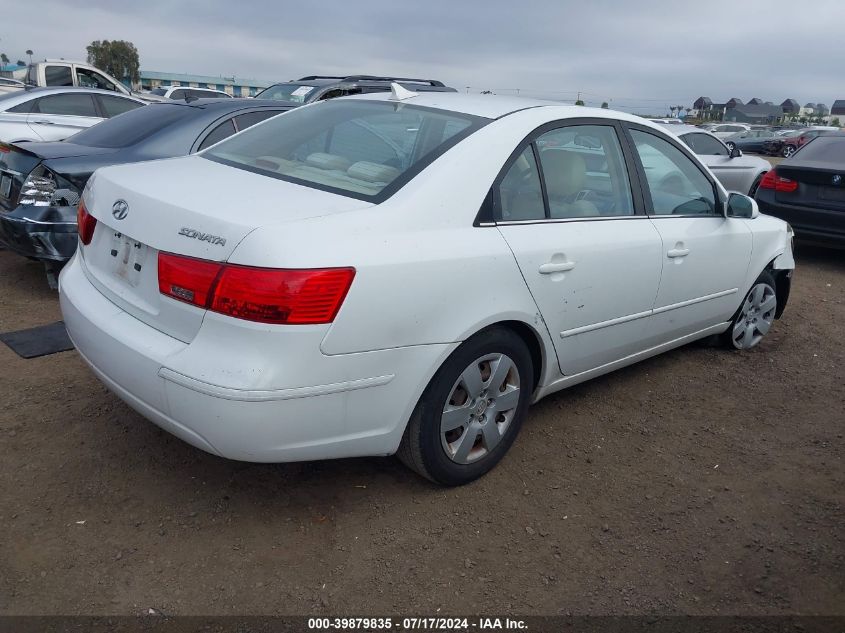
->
<box><xmin>0</xmin><ymin>243</ymin><xmax>842</xmax><ymax>617</ymax></box>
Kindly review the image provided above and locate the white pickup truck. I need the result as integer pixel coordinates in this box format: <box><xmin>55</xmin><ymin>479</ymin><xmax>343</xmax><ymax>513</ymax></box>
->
<box><xmin>22</xmin><ymin>60</ymin><xmax>159</xmax><ymax>99</ymax></box>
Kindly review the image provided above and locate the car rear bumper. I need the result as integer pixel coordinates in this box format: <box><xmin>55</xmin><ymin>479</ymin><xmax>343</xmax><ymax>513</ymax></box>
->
<box><xmin>756</xmin><ymin>191</ymin><xmax>845</xmax><ymax>245</ymax></box>
<box><xmin>59</xmin><ymin>253</ymin><xmax>455</xmax><ymax>462</ymax></box>
<box><xmin>0</xmin><ymin>204</ymin><xmax>78</xmax><ymax>262</ymax></box>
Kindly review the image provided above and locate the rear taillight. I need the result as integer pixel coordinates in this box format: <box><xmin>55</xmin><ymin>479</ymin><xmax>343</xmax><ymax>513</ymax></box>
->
<box><xmin>76</xmin><ymin>200</ymin><xmax>97</xmax><ymax>245</ymax></box>
<box><xmin>758</xmin><ymin>170</ymin><xmax>798</xmax><ymax>193</ymax></box>
<box><xmin>157</xmin><ymin>252</ymin><xmax>355</xmax><ymax>325</ymax></box>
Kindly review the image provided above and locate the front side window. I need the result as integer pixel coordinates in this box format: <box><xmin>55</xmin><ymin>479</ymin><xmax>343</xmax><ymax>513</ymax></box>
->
<box><xmin>682</xmin><ymin>133</ymin><xmax>728</xmax><ymax>156</ymax></box>
<box><xmin>536</xmin><ymin>125</ymin><xmax>634</xmax><ymax>218</ymax></box>
<box><xmin>496</xmin><ymin>147</ymin><xmax>544</xmax><ymax>221</ymax></box>
<box><xmin>631</xmin><ymin>129</ymin><xmax>716</xmax><ymax>216</ymax></box>
<box><xmin>205</xmin><ymin>100</ymin><xmax>486</xmax><ymax>201</ymax></box>
<box><xmin>35</xmin><ymin>93</ymin><xmax>98</xmax><ymax>117</ymax></box>
<box><xmin>44</xmin><ymin>65</ymin><xmax>73</xmax><ymax>86</ymax></box>
<box><xmin>77</xmin><ymin>68</ymin><xmax>118</xmax><ymax>91</ymax></box>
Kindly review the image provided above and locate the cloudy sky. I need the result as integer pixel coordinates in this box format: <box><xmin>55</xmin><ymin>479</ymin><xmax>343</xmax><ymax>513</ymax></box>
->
<box><xmin>2</xmin><ymin>0</ymin><xmax>842</xmax><ymax>113</ymax></box>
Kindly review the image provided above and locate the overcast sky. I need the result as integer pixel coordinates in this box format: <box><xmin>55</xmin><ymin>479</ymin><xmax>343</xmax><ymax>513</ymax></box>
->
<box><xmin>2</xmin><ymin>0</ymin><xmax>842</xmax><ymax>113</ymax></box>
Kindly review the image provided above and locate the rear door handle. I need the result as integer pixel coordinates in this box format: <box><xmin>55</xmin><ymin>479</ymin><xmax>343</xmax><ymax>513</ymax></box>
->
<box><xmin>33</xmin><ymin>120</ymin><xmax>55</xmax><ymax>125</ymax></box>
<box><xmin>667</xmin><ymin>248</ymin><xmax>690</xmax><ymax>258</ymax></box>
<box><xmin>539</xmin><ymin>261</ymin><xmax>576</xmax><ymax>274</ymax></box>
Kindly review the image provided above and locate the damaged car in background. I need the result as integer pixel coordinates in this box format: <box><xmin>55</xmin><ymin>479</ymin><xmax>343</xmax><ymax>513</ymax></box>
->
<box><xmin>0</xmin><ymin>97</ymin><xmax>294</xmax><ymax>285</ymax></box>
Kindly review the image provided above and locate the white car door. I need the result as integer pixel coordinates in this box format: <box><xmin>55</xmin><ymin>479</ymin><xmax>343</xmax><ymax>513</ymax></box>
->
<box><xmin>26</xmin><ymin>93</ymin><xmax>103</xmax><ymax>141</ymax></box>
<box><xmin>627</xmin><ymin>126</ymin><xmax>752</xmax><ymax>343</ymax></box>
<box><xmin>494</xmin><ymin>122</ymin><xmax>663</xmax><ymax>376</ymax></box>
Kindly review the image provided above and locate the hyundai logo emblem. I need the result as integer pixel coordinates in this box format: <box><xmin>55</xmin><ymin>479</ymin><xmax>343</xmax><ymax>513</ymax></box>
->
<box><xmin>112</xmin><ymin>199</ymin><xmax>129</xmax><ymax>220</ymax></box>
<box><xmin>833</xmin><ymin>174</ymin><xmax>843</xmax><ymax>186</ymax></box>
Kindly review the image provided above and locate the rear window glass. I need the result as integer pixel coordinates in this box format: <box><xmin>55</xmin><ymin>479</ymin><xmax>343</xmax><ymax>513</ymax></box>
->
<box><xmin>204</xmin><ymin>100</ymin><xmax>488</xmax><ymax>201</ymax></box>
<box><xmin>795</xmin><ymin>136</ymin><xmax>845</xmax><ymax>161</ymax></box>
<box><xmin>68</xmin><ymin>103</ymin><xmax>193</xmax><ymax>148</ymax></box>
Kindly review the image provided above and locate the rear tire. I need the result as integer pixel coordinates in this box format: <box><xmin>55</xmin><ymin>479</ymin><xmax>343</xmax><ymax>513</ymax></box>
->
<box><xmin>722</xmin><ymin>271</ymin><xmax>777</xmax><ymax>350</ymax></box>
<box><xmin>397</xmin><ymin>327</ymin><xmax>534</xmax><ymax>486</ymax></box>
<box><xmin>726</xmin><ymin>141</ymin><xmax>736</xmax><ymax>151</ymax></box>
<box><xmin>782</xmin><ymin>145</ymin><xmax>796</xmax><ymax>158</ymax></box>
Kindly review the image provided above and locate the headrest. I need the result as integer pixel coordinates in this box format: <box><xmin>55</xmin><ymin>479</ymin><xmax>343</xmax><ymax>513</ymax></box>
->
<box><xmin>541</xmin><ymin>150</ymin><xmax>587</xmax><ymax>198</ymax></box>
<box><xmin>347</xmin><ymin>161</ymin><xmax>401</xmax><ymax>184</ymax></box>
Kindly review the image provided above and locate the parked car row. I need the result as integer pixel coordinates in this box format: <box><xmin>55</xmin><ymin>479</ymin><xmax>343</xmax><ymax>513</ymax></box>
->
<box><xmin>11</xmin><ymin>78</ymin><xmax>845</xmax><ymax>484</ymax></box>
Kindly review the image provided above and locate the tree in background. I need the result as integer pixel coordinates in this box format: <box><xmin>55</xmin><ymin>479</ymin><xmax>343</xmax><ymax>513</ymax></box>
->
<box><xmin>25</xmin><ymin>49</ymin><xmax>33</xmax><ymax>65</ymax></box>
<box><xmin>0</xmin><ymin>53</ymin><xmax>9</xmax><ymax>66</ymax></box>
<box><xmin>601</xmin><ymin>101</ymin><xmax>609</xmax><ymax>109</ymax></box>
<box><xmin>86</xmin><ymin>40</ymin><xmax>140</xmax><ymax>85</ymax></box>
<box><xmin>575</xmin><ymin>99</ymin><xmax>585</xmax><ymax>106</ymax></box>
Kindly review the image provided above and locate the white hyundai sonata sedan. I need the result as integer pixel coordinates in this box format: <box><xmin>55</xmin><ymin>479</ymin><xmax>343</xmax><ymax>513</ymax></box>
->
<box><xmin>59</xmin><ymin>88</ymin><xmax>795</xmax><ymax>485</ymax></box>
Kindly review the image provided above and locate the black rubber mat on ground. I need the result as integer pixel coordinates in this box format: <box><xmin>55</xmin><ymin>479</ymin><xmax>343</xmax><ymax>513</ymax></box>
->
<box><xmin>0</xmin><ymin>321</ymin><xmax>74</xmax><ymax>358</ymax></box>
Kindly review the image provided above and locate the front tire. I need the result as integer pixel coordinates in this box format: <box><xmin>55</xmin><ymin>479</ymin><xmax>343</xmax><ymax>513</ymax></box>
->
<box><xmin>397</xmin><ymin>327</ymin><xmax>534</xmax><ymax>486</ymax></box>
<box><xmin>723</xmin><ymin>271</ymin><xmax>777</xmax><ymax>350</ymax></box>
<box><xmin>726</xmin><ymin>141</ymin><xmax>736</xmax><ymax>151</ymax></box>
<box><xmin>782</xmin><ymin>145</ymin><xmax>796</xmax><ymax>158</ymax></box>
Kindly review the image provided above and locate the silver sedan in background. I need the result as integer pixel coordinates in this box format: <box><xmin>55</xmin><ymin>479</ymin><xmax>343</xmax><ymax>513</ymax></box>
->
<box><xmin>657</xmin><ymin>124</ymin><xmax>771</xmax><ymax>196</ymax></box>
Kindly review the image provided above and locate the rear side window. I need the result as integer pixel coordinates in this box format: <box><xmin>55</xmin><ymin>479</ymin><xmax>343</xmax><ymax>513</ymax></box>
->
<box><xmin>35</xmin><ymin>93</ymin><xmax>98</xmax><ymax>117</ymax></box>
<box><xmin>68</xmin><ymin>103</ymin><xmax>193</xmax><ymax>148</ymax></box>
<box><xmin>98</xmin><ymin>95</ymin><xmax>143</xmax><ymax>118</ymax></box>
<box><xmin>233</xmin><ymin>110</ymin><xmax>283</xmax><ymax>130</ymax></box>
<box><xmin>44</xmin><ymin>65</ymin><xmax>73</xmax><ymax>86</ymax></box>
<box><xmin>497</xmin><ymin>147</ymin><xmax>545</xmax><ymax>221</ymax></box>
<box><xmin>631</xmin><ymin>129</ymin><xmax>716</xmax><ymax>216</ymax></box>
<box><xmin>6</xmin><ymin>99</ymin><xmax>35</xmax><ymax>114</ymax></box>
<box><xmin>170</xmin><ymin>89</ymin><xmax>186</xmax><ymax>100</ymax></box>
<box><xmin>198</xmin><ymin>119</ymin><xmax>236</xmax><ymax>150</ymax></box>
<box><xmin>205</xmin><ymin>100</ymin><xmax>487</xmax><ymax>201</ymax></box>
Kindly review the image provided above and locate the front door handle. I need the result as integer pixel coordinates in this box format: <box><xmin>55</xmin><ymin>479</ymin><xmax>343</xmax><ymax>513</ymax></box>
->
<box><xmin>539</xmin><ymin>261</ymin><xmax>576</xmax><ymax>274</ymax></box>
<box><xmin>667</xmin><ymin>248</ymin><xmax>690</xmax><ymax>258</ymax></box>
<box><xmin>33</xmin><ymin>120</ymin><xmax>55</xmax><ymax>125</ymax></box>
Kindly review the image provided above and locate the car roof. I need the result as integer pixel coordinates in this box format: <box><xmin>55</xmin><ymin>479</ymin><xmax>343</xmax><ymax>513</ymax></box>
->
<box><xmin>340</xmin><ymin>90</ymin><xmax>666</xmax><ymax>125</ymax></box>
<box><xmin>0</xmin><ymin>86</ymin><xmax>143</xmax><ymax>103</ymax></box>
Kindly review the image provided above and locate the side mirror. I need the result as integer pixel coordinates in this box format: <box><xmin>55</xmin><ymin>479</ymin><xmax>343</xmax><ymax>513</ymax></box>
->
<box><xmin>729</xmin><ymin>146</ymin><xmax>742</xmax><ymax>158</ymax></box>
<box><xmin>726</xmin><ymin>192</ymin><xmax>759</xmax><ymax>219</ymax></box>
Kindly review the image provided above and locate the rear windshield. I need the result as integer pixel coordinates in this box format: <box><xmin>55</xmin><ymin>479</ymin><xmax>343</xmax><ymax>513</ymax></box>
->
<box><xmin>204</xmin><ymin>99</ymin><xmax>488</xmax><ymax>201</ymax></box>
<box><xmin>68</xmin><ymin>103</ymin><xmax>194</xmax><ymax>148</ymax></box>
<box><xmin>254</xmin><ymin>83</ymin><xmax>319</xmax><ymax>103</ymax></box>
<box><xmin>795</xmin><ymin>136</ymin><xmax>845</xmax><ymax>161</ymax></box>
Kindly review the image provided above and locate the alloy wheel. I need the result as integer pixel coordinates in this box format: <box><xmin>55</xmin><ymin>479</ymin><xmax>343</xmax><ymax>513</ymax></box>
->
<box><xmin>732</xmin><ymin>283</ymin><xmax>777</xmax><ymax>349</ymax></box>
<box><xmin>440</xmin><ymin>353</ymin><xmax>521</xmax><ymax>464</ymax></box>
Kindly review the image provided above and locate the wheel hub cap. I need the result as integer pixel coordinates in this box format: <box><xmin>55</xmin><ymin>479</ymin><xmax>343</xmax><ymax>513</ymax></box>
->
<box><xmin>440</xmin><ymin>353</ymin><xmax>521</xmax><ymax>464</ymax></box>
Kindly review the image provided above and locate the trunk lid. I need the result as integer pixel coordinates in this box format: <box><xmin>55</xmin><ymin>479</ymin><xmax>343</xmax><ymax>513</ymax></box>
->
<box><xmin>776</xmin><ymin>162</ymin><xmax>845</xmax><ymax>212</ymax></box>
<box><xmin>80</xmin><ymin>154</ymin><xmax>372</xmax><ymax>342</ymax></box>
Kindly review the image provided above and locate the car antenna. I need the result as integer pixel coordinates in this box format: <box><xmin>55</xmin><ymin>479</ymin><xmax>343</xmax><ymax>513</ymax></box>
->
<box><xmin>389</xmin><ymin>82</ymin><xmax>418</xmax><ymax>101</ymax></box>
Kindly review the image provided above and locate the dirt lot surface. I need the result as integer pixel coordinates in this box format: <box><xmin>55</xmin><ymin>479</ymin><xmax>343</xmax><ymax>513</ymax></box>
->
<box><xmin>0</xmin><ymin>245</ymin><xmax>842</xmax><ymax>617</ymax></box>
